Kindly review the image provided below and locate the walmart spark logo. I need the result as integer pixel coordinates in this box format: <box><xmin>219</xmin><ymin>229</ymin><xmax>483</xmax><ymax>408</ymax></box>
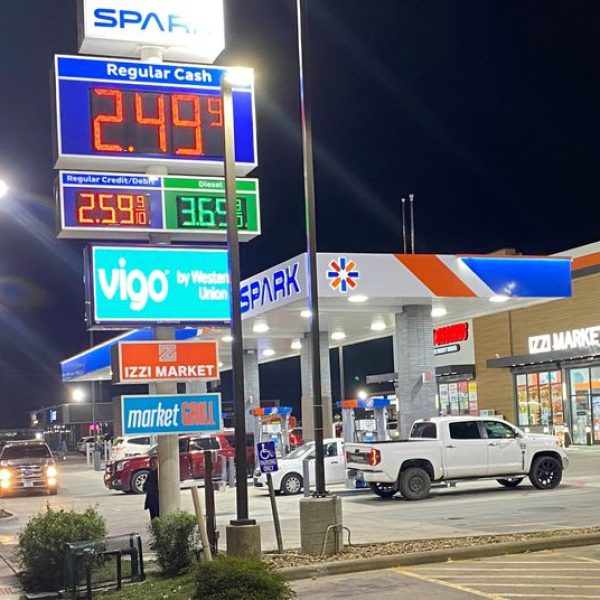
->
<box><xmin>327</xmin><ymin>257</ymin><xmax>359</xmax><ymax>293</ymax></box>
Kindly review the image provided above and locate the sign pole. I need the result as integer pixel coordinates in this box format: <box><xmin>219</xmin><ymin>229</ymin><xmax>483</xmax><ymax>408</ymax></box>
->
<box><xmin>266</xmin><ymin>473</ymin><xmax>284</xmax><ymax>554</ymax></box>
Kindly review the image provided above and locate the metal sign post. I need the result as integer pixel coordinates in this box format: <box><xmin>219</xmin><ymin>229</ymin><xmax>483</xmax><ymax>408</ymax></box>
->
<box><xmin>257</xmin><ymin>442</ymin><xmax>283</xmax><ymax>554</ymax></box>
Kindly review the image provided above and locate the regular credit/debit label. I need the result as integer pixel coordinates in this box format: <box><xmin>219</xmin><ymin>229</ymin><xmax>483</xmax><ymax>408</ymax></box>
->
<box><xmin>113</xmin><ymin>341</ymin><xmax>219</xmax><ymax>384</ymax></box>
<box><xmin>121</xmin><ymin>393</ymin><xmax>222</xmax><ymax>435</ymax></box>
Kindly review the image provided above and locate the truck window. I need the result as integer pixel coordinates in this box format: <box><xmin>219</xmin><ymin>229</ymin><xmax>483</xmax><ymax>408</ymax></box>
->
<box><xmin>484</xmin><ymin>421</ymin><xmax>517</xmax><ymax>439</ymax></box>
<box><xmin>411</xmin><ymin>422</ymin><xmax>437</xmax><ymax>439</ymax></box>
<box><xmin>190</xmin><ymin>438</ymin><xmax>219</xmax><ymax>451</ymax></box>
<box><xmin>449</xmin><ymin>421</ymin><xmax>481</xmax><ymax>440</ymax></box>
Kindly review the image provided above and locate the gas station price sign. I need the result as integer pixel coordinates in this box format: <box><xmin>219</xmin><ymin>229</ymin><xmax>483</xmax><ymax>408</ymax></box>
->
<box><xmin>58</xmin><ymin>171</ymin><xmax>260</xmax><ymax>241</ymax></box>
<box><xmin>53</xmin><ymin>55</ymin><xmax>257</xmax><ymax>175</ymax></box>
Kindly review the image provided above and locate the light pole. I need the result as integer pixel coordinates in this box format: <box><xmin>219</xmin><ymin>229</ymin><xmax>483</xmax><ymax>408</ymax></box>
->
<box><xmin>221</xmin><ymin>68</ymin><xmax>261</xmax><ymax>558</ymax></box>
<box><xmin>296</xmin><ymin>0</ymin><xmax>326</xmax><ymax>496</ymax></box>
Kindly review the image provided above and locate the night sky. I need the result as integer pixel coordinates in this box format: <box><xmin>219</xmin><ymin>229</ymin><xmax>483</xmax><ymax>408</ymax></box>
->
<box><xmin>0</xmin><ymin>1</ymin><xmax>599</xmax><ymax>427</ymax></box>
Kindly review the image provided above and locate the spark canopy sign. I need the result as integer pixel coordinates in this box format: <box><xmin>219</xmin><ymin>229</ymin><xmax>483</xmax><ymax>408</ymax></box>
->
<box><xmin>85</xmin><ymin>245</ymin><xmax>230</xmax><ymax>327</ymax></box>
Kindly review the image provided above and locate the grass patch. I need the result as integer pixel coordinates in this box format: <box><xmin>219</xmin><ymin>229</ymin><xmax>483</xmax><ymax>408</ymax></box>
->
<box><xmin>101</xmin><ymin>571</ymin><xmax>195</xmax><ymax>600</ymax></box>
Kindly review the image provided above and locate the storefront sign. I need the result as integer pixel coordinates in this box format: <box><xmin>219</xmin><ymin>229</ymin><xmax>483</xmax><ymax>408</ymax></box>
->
<box><xmin>78</xmin><ymin>0</ymin><xmax>225</xmax><ymax>64</ymax></box>
<box><xmin>529</xmin><ymin>325</ymin><xmax>600</xmax><ymax>354</ymax></box>
<box><xmin>58</xmin><ymin>171</ymin><xmax>260</xmax><ymax>242</ymax></box>
<box><xmin>53</xmin><ymin>55</ymin><xmax>256</xmax><ymax>176</ymax></box>
<box><xmin>121</xmin><ymin>393</ymin><xmax>222</xmax><ymax>435</ymax></box>
<box><xmin>113</xmin><ymin>341</ymin><xmax>218</xmax><ymax>384</ymax></box>
<box><xmin>85</xmin><ymin>245</ymin><xmax>230</xmax><ymax>327</ymax></box>
<box><xmin>434</xmin><ymin>320</ymin><xmax>475</xmax><ymax>366</ymax></box>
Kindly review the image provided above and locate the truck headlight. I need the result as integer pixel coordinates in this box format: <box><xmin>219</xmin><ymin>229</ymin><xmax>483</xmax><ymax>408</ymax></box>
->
<box><xmin>46</xmin><ymin>466</ymin><xmax>57</xmax><ymax>478</ymax></box>
<box><xmin>0</xmin><ymin>469</ymin><xmax>11</xmax><ymax>481</ymax></box>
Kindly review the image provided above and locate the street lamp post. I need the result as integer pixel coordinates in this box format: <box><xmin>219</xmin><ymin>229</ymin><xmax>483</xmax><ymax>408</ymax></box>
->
<box><xmin>296</xmin><ymin>0</ymin><xmax>326</xmax><ymax>496</ymax></box>
<box><xmin>221</xmin><ymin>70</ymin><xmax>261</xmax><ymax>558</ymax></box>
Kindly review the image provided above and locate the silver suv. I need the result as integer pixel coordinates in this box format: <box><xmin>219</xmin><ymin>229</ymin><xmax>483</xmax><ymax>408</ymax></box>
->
<box><xmin>0</xmin><ymin>441</ymin><xmax>58</xmax><ymax>496</ymax></box>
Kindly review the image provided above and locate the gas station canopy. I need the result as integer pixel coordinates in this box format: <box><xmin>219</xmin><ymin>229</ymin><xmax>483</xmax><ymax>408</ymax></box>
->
<box><xmin>62</xmin><ymin>252</ymin><xmax>572</xmax><ymax>382</ymax></box>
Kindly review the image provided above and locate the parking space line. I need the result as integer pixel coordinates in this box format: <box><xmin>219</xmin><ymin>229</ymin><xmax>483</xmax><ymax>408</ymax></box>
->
<box><xmin>462</xmin><ymin>584</ymin><xmax>600</xmax><ymax>589</ymax></box>
<box><xmin>438</xmin><ymin>576</ymin><xmax>600</xmax><ymax>580</ymax></box>
<box><xmin>392</xmin><ymin>569</ymin><xmax>508</xmax><ymax>599</ymax></box>
<box><xmin>558</xmin><ymin>553</ymin><xmax>600</xmax><ymax>564</ymax></box>
<box><xmin>413</xmin><ymin>568</ymin><xmax>600</xmax><ymax>572</ymax></box>
<box><xmin>501</xmin><ymin>595</ymin><xmax>600</xmax><ymax>599</ymax></box>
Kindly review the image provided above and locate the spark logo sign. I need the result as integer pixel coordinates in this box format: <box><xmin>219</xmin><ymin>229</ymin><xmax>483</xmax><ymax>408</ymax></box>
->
<box><xmin>327</xmin><ymin>257</ymin><xmax>360</xmax><ymax>293</ymax></box>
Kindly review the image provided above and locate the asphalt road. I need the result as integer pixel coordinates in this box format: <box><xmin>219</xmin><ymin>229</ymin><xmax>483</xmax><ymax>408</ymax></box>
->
<box><xmin>0</xmin><ymin>446</ymin><xmax>598</xmax><ymax>557</ymax></box>
<box><xmin>293</xmin><ymin>544</ymin><xmax>600</xmax><ymax>599</ymax></box>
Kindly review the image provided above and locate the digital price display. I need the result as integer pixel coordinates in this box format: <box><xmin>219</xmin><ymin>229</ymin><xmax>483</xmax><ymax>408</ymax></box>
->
<box><xmin>90</xmin><ymin>88</ymin><xmax>224</xmax><ymax>158</ymax></box>
<box><xmin>58</xmin><ymin>171</ymin><xmax>261</xmax><ymax>242</ymax></box>
<box><xmin>53</xmin><ymin>55</ymin><xmax>257</xmax><ymax>175</ymax></box>
<box><xmin>75</xmin><ymin>192</ymin><xmax>151</xmax><ymax>227</ymax></box>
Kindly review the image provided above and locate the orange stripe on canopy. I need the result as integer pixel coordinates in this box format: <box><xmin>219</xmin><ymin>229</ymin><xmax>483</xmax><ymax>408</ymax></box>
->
<box><xmin>394</xmin><ymin>254</ymin><xmax>477</xmax><ymax>297</ymax></box>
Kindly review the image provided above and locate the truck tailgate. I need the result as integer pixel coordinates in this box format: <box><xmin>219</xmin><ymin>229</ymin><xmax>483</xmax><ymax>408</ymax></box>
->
<box><xmin>345</xmin><ymin>443</ymin><xmax>379</xmax><ymax>469</ymax></box>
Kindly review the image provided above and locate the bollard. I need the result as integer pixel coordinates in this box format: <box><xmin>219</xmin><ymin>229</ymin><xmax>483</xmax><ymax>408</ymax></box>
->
<box><xmin>203</xmin><ymin>450</ymin><xmax>218</xmax><ymax>555</ymax></box>
<box><xmin>227</xmin><ymin>456</ymin><xmax>235</xmax><ymax>488</ymax></box>
<box><xmin>302</xmin><ymin>458</ymin><xmax>311</xmax><ymax>498</ymax></box>
<box><xmin>218</xmin><ymin>457</ymin><xmax>227</xmax><ymax>491</ymax></box>
<box><xmin>86</xmin><ymin>443</ymin><xmax>93</xmax><ymax>467</ymax></box>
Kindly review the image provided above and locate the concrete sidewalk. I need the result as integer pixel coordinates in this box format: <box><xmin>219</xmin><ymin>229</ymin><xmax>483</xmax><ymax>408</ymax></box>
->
<box><xmin>0</xmin><ymin>556</ymin><xmax>21</xmax><ymax>600</ymax></box>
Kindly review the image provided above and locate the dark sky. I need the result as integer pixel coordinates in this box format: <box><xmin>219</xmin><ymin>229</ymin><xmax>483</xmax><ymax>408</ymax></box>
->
<box><xmin>0</xmin><ymin>1</ymin><xmax>599</xmax><ymax>426</ymax></box>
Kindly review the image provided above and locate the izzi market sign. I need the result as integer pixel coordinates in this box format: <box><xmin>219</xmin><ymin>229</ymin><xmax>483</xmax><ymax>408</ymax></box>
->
<box><xmin>528</xmin><ymin>325</ymin><xmax>600</xmax><ymax>355</ymax></box>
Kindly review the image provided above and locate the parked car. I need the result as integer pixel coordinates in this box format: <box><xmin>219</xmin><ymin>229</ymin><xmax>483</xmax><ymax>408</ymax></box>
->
<box><xmin>111</xmin><ymin>436</ymin><xmax>152</xmax><ymax>461</ymax></box>
<box><xmin>104</xmin><ymin>433</ymin><xmax>255</xmax><ymax>494</ymax></box>
<box><xmin>0</xmin><ymin>441</ymin><xmax>58</xmax><ymax>496</ymax></box>
<box><xmin>346</xmin><ymin>416</ymin><xmax>569</xmax><ymax>500</ymax></box>
<box><xmin>76</xmin><ymin>436</ymin><xmax>95</xmax><ymax>454</ymax></box>
<box><xmin>253</xmin><ymin>438</ymin><xmax>345</xmax><ymax>495</ymax></box>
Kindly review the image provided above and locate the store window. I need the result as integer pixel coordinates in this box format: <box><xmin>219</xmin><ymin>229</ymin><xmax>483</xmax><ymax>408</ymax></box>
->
<box><xmin>568</xmin><ymin>367</ymin><xmax>600</xmax><ymax>445</ymax></box>
<box><xmin>516</xmin><ymin>370</ymin><xmax>564</xmax><ymax>427</ymax></box>
<box><xmin>438</xmin><ymin>380</ymin><xmax>477</xmax><ymax>416</ymax></box>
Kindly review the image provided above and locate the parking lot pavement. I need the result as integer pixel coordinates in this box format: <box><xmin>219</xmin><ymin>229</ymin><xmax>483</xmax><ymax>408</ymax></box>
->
<box><xmin>294</xmin><ymin>545</ymin><xmax>600</xmax><ymax>599</ymax></box>
<box><xmin>0</xmin><ymin>448</ymin><xmax>599</xmax><ymax>557</ymax></box>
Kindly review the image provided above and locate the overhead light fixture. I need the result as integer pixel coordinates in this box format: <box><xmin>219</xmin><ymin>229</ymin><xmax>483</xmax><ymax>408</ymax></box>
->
<box><xmin>218</xmin><ymin>361</ymin><xmax>224</xmax><ymax>368</ymax></box>
<box><xmin>489</xmin><ymin>294</ymin><xmax>509</xmax><ymax>303</ymax></box>
<box><xmin>224</xmin><ymin>67</ymin><xmax>254</xmax><ymax>87</ymax></box>
<box><xmin>221</xmin><ymin>335</ymin><xmax>233</xmax><ymax>343</ymax></box>
<box><xmin>348</xmin><ymin>295</ymin><xmax>368</xmax><ymax>303</ymax></box>
<box><xmin>300</xmin><ymin>309</ymin><xmax>312</xmax><ymax>319</ymax></box>
<box><xmin>331</xmin><ymin>331</ymin><xmax>346</xmax><ymax>341</ymax></box>
<box><xmin>253</xmin><ymin>322</ymin><xmax>270</xmax><ymax>333</ymax></box>
<box><xmin>262</xmin><ymin>348</ymin><xmax>276</xmax><ymax>357</ymax></box>
<box><xmin>370</xmin><ymin>320</ymin><xmax>386</xmax><ymax>332</ymax></box>
<box><xmin>431</xmin><ymin>306</ymin><xmax>447</xmax><ymax>318</ymax></box>
<box><xmin>357</xmin><ymin>390</ymin><xmax>368</xmax><ymax>400</ymax></box>
<box><xmin>291</xmin><ymin>339</ymin><xmax>302</xmax><ymax>350</ymax></box>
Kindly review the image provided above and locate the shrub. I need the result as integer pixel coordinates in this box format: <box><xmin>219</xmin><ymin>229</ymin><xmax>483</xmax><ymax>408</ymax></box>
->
<box><xmin>194</xmin><ymin>555</ymin><xmax>296</xmax><ymax>600</ymax></box>
<box><xmin>149</xmin><ymin>511</ymin><xmax>198</xmax><ymax>576</ymax></box>
<box><xmin>18</xmin><ymin>506</ymin><xmax>106</xmax><ymax>592</ymax></box>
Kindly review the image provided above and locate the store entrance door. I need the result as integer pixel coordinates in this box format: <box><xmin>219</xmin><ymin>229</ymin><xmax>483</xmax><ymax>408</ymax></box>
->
<box><xmin>570</xmin><ymin>394</ymin><xmax>600</xmax><ymax>444</ymax></box>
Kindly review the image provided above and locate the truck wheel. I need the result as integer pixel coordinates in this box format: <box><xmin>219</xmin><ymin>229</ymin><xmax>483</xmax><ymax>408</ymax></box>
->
<box><xmin>281</xmin><ymin>473</ymin><xmax>303</xmax><ymax>495</ymax></box>
<box><xmin>369</xmin><ymin>482</ymin><xmax>396</xmax><ymax>499</ymax></box>
<box><xmin>131</xmin><ymin>470</ymin><xmax>149</xmax><ymax>495</ymax></box>
<box><xmin>529</xmin><ymin>456</ymin><xmax>562</xmax><ymax>490</ymax></box>
<box><xmin>497</xmin><ymin>477</ymin><xmax>524</xmax><ymax>488</ymax></box>
<box><xmin>398</xmin><ymin>467</ymin><xmax>431</xmax><ymax>500</ymax></box>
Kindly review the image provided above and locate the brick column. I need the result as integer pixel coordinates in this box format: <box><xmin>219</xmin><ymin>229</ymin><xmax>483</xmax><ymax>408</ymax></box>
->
<box><xmin>300</xmin><ymin>332</ymin><xmax>333</xmax><ymax>442</ymax></box>
<box><xmin>393</xmin><ymin>306</ymin><xmax>437</xmax><ymax>439</ymax></box>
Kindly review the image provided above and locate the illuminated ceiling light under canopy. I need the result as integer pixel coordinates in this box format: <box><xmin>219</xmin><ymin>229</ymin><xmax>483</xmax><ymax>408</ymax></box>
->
<box><xmin>0</xmin><ymin>180</ymin><xmax>8</xmax><ymax>199</ymax></box>
<box><xmin>331</xmin><ymin>331</ymin><xmax>346</xmax><ymax>341</ymax></box>
<box><xmin>291</xmin><ymin>339</ymin><xmax>302</xmax><ymax>350</ymax></box>
<box><xmin>300</xmin><ymin>309</ymin><xmax>312</xmax><ymax>319</ymax></box>
<box><xmin>431</xmin><ymin>306</ymin><xmax>447</xmax><ymax>318</ymax></box>
<box><xmin>489</xmin><ymin>294</ymin><xmax>509</xmax><ymax>303</ymax></box>
<box><xmin>370</xmin><ymin>320</ymin><xmax>386</xmax><ymax>332</ymax></box>
<box><xmin>253</xmin><ymin>322</ymin><xmax>270</xmax><ymax>333</ymax></box>
<box><xmin>348</xmin><ymin>294</ymin><xmax>369</xmax><ymax>303</ymax></box>
<box><xmin>262</xmin><ymin>348</ymin><xmax>276</xmax><ymax>357</ymax></box>
<box><xmin>224</xmin><ymin>67</ymin><xmax>254</xmax><ymax>87</ymax></box>
<box><xmin>221</xmin><ymin>335</ymin><xmax>233</xmax><ymax>343</ymax></box>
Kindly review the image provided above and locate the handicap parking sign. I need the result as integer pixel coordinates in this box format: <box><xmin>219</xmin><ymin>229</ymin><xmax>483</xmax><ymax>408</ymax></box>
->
<box><xmin>257</xmin><ymin>441</ymin><xmax>278</xmax><ymax>474</ymax></box>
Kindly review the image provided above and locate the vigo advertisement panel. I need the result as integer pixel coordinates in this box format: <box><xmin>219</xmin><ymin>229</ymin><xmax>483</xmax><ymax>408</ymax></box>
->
<box><xmin>85</xmin><ymin>245</ymin><xmax>230</xmax><ymax>327</ymax></box>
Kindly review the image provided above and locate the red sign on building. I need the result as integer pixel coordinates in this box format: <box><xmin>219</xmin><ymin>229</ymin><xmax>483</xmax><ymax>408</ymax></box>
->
<box><xmin>434</xmin><ymin>322</ymin><xmax>469</xmax><ymax>347</ymax></box>
<box><xmin>112</xmin><ymin>341</ymin><xmax>219</xmax><ymax>384</ymax></box>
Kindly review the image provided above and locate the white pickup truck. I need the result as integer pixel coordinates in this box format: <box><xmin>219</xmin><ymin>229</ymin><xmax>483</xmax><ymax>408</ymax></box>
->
<box><xmin>345</xmin><ymin>416</ymin><xmax>568</xmax><ymax>500</ymax></box>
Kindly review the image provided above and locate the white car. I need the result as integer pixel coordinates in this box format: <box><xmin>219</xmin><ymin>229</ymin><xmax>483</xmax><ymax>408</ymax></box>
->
<box><xmin>254</xmin><ymin>438</ymin><xmax>346</xmax><ymax>495</ymax></box>
<box><xmin>110</xmin><ymin>436</ymin><xmax>152</xmax><ymax>461</ymax></box>
<box><xmin>76</xmin><ymin>436</ymin><xmax>95</xmax><ymax>454</ymax></box>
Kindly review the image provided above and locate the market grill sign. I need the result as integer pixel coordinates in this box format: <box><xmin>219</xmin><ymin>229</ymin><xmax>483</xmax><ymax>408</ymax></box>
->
<box><xmin>85</xmin><ymin>245</ymin><xmax>230</xmax><ymax>328</ymax></box>
<box><xmin>77</xmin><ymin>0</ymin><xmax>225</xmax><ymax>64</ymax></box>
<box><xmin>528</xmin><ymin>325</ymin><xmax>600</xmax><ymax>355</ymax></box>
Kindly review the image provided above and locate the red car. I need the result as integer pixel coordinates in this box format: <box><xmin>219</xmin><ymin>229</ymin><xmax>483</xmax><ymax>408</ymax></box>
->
<box><xmin>104</xmin><ymin>433</ymin><xmax>255</xmax><ymax>494</ymax></box>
